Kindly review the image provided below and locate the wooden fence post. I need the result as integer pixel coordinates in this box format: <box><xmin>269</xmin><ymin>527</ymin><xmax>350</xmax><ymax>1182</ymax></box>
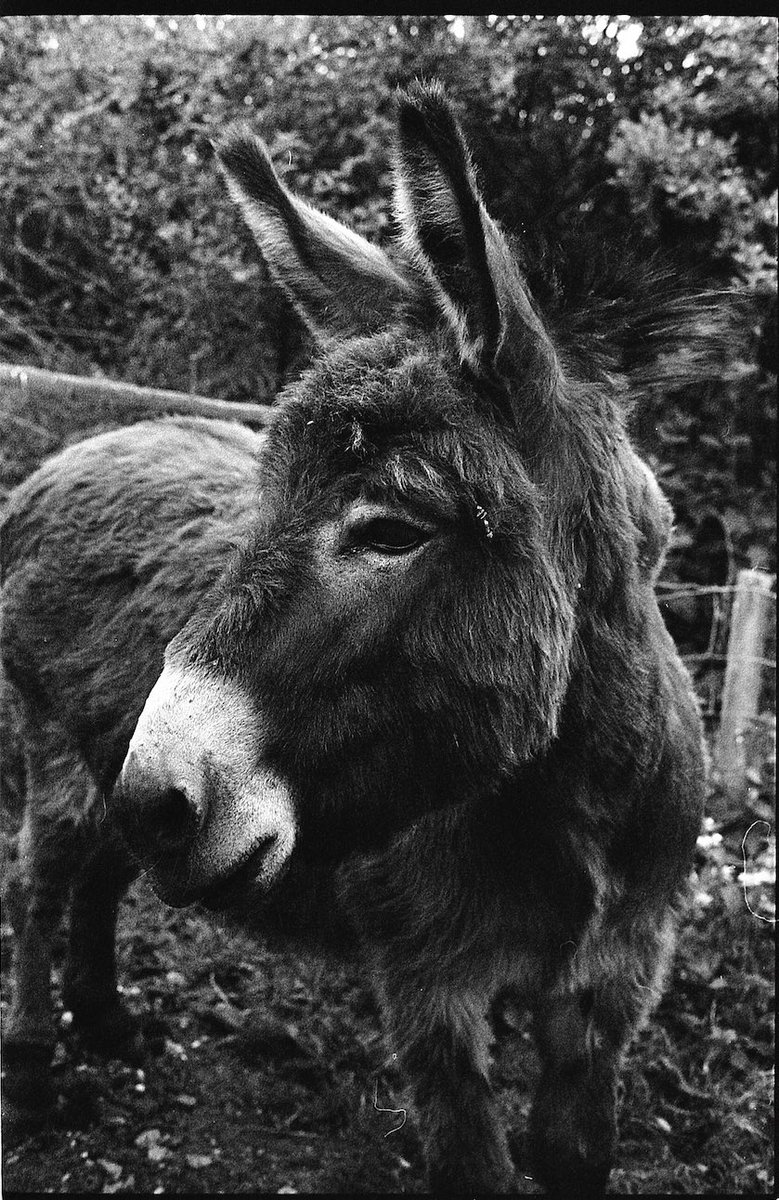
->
<box><xmin>715</xmin><ymin>568</ymin><xmax>776</xmax><ymax>802</ymax></box>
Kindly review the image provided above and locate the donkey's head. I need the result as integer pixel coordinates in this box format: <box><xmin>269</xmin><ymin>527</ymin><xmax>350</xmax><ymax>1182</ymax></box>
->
<box><xmin>118</xmin><ymin>83</ymin><xmax>665</xmax><ymax>909</ymax></box>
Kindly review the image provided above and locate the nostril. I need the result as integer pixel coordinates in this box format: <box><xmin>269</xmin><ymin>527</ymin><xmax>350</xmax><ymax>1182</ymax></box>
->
<box><xmin>150</xmin><ymin>785</ymin><xmax>202</xmax><ymax>851</ymax></box>
<box><xmin>117</xmin><ymin>746</ymin><xmax>209</xmax><ymax>861</ymax></box>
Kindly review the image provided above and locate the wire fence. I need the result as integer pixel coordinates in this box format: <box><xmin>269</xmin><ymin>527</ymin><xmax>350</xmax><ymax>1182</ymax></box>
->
<box><xmin>658</xmin><ymin>570</ymin><xmax>776</xmax><ymax>812</ymax></box>
<box><xmin>657</xmin><ymin>577</ymin><xmax>776</xmax><ymax>716</ymax></box>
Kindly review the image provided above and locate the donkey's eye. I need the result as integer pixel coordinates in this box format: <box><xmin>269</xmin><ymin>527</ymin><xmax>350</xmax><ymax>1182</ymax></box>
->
<box><xmin>356</xmin><ymin>517</ymin><xmax>429</xmax><ymax>555</ymax></box>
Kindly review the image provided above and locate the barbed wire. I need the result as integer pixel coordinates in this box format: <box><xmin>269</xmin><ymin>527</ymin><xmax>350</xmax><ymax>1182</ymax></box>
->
<box><xmin>655</xmin><ymin>574</ymin><xmax>776</xmax><ymax>724</ymax></box>
<box><xmin>682</xmin><ymin>653</ymin><xmax>777</xmax><ymax>669</ymax></box>
<box><xmin>656</xmin><ymin>583</ymin><xmax>776</xmax><ymax>601</ymax></box>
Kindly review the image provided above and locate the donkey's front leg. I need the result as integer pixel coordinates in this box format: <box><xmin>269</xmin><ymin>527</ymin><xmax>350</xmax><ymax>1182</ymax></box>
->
<box><xmin>62</xmin><ymin>825</ymin><xmax>142</xmax><ymax>1060</ymax></box>
<box><xmin>529</xmin><ymin>989</ymin><xmax>620</xmax><ymax>1199</ymax></box>
<box><xmin>530</xmin><ymin>921</ymin><xmax>675</xmax><ymax>1199</ymax></box>
<box><xmin>379</xmin><ymin>973</ymin><xmax>515</xmax><ymax>1193</ymax></box>
<box><xmin>4</xmin><ymin>773</ymin><xmax>85</xmax><ymax>1130</ymax></box>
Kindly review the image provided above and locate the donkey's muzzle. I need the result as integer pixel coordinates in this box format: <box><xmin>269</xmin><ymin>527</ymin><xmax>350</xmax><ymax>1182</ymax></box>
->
<box><xmin>116</xmin><ymin>661</ymin><xmax>297</xmax><ymax>907</ymax></box>
<box><xmin>117</xmin><ymin>753</ymin><xmax>206</xmax><ymax>858</ymax></box>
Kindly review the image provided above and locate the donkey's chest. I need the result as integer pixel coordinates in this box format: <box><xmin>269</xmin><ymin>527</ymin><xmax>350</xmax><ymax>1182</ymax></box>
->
<box><xmin>332</xmin><ymin>810</ymin><xmax>603</xmax><ymax>980</ymax></box>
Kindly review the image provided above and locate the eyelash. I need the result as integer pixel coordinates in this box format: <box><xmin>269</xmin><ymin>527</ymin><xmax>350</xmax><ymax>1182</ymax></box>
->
<box><xmin>351</xmin><ymin>517</ymin><xmax>428</xmax><ymax>554</ymax></box>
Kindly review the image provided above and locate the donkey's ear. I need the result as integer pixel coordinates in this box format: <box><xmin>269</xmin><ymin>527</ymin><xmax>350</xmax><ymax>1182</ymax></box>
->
<box><xmin>216</xmin><ymin>128</ymin><xmax>410</xmax><ymax>338</ymax></box>
<box><xmin>394</xmin><ymin>83</ymin><xmax>559</xmax><ymax>400</ymax></box>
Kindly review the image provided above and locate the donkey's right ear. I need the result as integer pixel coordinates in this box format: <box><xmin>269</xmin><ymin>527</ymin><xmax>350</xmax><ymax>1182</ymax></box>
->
<box><xmin>216</xmin><ymin>128</ymin><xmax>411</xmax><ymax>338</ymax></box>
<box><xmin>393</xmin><ymin>83</ymin><xmax>560</xmax><ymax>407</ymax></box>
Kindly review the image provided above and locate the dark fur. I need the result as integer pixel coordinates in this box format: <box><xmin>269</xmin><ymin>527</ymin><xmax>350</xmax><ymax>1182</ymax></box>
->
<box><xmin>1</xmin><ymin>83</ymin><xmax>706</xmax><ymax>1194</ymax></box>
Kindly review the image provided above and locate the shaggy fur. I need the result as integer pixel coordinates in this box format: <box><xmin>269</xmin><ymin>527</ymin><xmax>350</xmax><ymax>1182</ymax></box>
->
<box><xmin>1</xmin><ymin>83</ymin><xmax>706</xmax><ymax>1196</ymax></box>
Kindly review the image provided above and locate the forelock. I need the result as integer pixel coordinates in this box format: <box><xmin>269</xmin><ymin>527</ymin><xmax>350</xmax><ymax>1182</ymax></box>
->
<box><xmin>258</xmin><ymin>330</ymin><xmax>542</xmax><ymax>536</ymax></box>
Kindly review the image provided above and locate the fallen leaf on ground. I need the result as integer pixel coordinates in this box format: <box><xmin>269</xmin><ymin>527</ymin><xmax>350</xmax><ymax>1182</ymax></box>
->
<box><xmin>97</xmin><ymin>1160</ymin><xmax>123</xmax><ymax>1181</ymax></box>
<box><xmin>186</xmin><ymin>1153</ymin><xmax>214</xmax><ymax>1169</ymax></box>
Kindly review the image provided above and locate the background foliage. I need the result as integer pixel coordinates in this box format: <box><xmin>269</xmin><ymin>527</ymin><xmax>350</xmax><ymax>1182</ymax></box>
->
<box><xmin>1</xmin><ymin>16</ymin><xmax>775</xmax><ymax>587</ymax></box>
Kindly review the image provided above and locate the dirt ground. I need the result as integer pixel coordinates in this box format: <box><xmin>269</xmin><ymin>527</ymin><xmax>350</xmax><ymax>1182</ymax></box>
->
<box><xmin>0</xmin><ymin>803</ymin><xmax>774</xmax><ymax>1196</ymax></box>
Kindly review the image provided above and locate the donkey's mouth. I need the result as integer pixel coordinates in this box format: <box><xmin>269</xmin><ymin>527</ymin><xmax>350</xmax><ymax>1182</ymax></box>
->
<box><xmin>197</xmin><ymin>837</ymin><xmax>279</xmax><ymax>912</ymax></box>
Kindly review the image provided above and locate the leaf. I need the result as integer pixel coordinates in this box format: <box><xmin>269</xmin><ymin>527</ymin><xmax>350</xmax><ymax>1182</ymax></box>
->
<box><xmin>186</xmin><ymin>1154</ymin><xmax>214</xmax><ymax>1169</ymax></box>
<box><xmin>97</xmin><ymin>1160</ymin><xmax>123</xmax><ymax>1182</ymax></box>
<box><xmin>195</xmin><ymin>1001</ymin><xmax>247</xmax><ymax>1034</ymax></box>
<box><xmin>134</xmin><ymin>1128</ymin><xmax>163</xmax><ymax>1148</ymax></box>
<box><xmin>230</xmin><ymin>1014</ymin><xmax>315</xmax><ymax>1063</ymax></box>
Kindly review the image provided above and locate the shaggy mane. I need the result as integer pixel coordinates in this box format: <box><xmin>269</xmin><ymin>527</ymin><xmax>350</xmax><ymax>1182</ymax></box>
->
<box><xmin>504</xmin><ymin>223</ymin><xmax>742</xmax><ymax>405</ymax></box>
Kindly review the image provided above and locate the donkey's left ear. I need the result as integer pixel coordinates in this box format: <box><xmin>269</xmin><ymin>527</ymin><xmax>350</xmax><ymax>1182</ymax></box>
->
<box><xmin>395</xmin><ymin>82</ymin><xmax>559</xmax><ymax>401</ymax></box>
<box><xmin>217</xmin><ymin>127</ymin><xmax>411</xmax><ymax>338</ymax></box>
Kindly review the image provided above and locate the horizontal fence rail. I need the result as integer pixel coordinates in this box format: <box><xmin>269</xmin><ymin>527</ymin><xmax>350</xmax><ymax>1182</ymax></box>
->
<box><xmin>0</xmin><ymin>362</ymin><xmax>270</xmax><ymax>432</ymax></box>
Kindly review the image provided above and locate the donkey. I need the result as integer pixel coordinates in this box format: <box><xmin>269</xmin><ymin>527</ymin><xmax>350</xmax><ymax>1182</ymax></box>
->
<box><xmin>1</xmin><ymin>83</ymin><xmax>705</xmax><ymax>1195</ymax></box>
